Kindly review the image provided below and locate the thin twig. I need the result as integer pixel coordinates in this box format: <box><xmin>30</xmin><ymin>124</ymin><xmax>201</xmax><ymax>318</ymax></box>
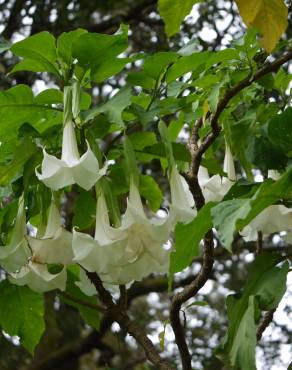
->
<box><xmin>256</xmin><ymin>308</ymin><xmax>276</xmax><ymax>341</ymax></box>
<box><xmin>59</xmin><ymin>291</ymin><xmax>105</xmax><ymax>313</ymax></box>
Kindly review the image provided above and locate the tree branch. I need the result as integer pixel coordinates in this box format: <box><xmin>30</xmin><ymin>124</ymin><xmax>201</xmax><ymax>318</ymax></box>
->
<box><xmin>256</xmin><ymin>308</ymin><xmax>276</xmax><ymax>341</ymax></box>
<box><xmin>86</xmin><ymin>272</ymin><xmax>174</xmax><ymax>370</ymax></box>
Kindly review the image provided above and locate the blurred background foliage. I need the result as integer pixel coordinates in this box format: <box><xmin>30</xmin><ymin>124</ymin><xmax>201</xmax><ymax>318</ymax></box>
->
<box><xmin>0</xmin><ymin>1</ymin><xmax>292</xmax><ymax>369</ymax></box>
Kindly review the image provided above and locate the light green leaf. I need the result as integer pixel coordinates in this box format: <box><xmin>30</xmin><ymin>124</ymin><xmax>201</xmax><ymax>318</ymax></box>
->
<box><xmin>139</xmin><ymin>174</ymin><xmax>163</xmax><ymax>212</ymax></box>
<box><xmin>170</xmin><ymin>202</ymin><xmax>215</xmax><ymax>274</ymax></box>
<box><xmin>0</xmin><ymin>280</ymin><xmax>45</xmax><ymax>354</ymax></box>
<box><xmin>129</xmin><ymin>131</ymin><xmax>157</xmax><ymax>149</ymax></box>
<box><xmin>158</xmin><ymin>0</ymin><xmax>203</xmax><ymax>37</ymax></box>
<box><xmin>83</xmin><ymin>86</ymin><xmax>132</xmax><ymax>127</ymax></box>
<box><xmin>10</xmin><ymin>31</ymin><xmax>59</xmax><ymax>75</ymax></box>
<box><xmin>34</xmin><ymin>89</ymin><xmax>63</xmax><ymax>105</ymax></box>
<box><xmin>235</xmin><ymin>0</ymin><xmax>288</xmax><ymax>53</ymax></box>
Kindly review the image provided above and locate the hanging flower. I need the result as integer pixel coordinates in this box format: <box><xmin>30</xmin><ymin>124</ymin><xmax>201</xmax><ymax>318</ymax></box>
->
<box><xmin>73</xmin><ymin>180</ymin><xmax>171</xmax><ymax>285</ymax></box>
<box><xmin>198</xmin><ymin>145</ymin><xmax>236</xmax><ymax>202</ymax></box>
<box><xmin>36</xmin><ymin>120</ymin><xmax>107</xmax><ymax>191</ymax></box>
<box><xmin>169</xmin><ymin>165</ymin><xmax>196</xmax><ymax>224</ymax></box>
<box><xmin>240</xmin><ymin>205</ymin><xmax>292</xmax><ymax>241</ymax></box>
<box><xmin>240</xmin><ymin>170</ymin><xmax>292</xmax><ymax>241</ymax></box>
<box><xmin>9</xmin><ymin>199</ymin><xmax>73</xmax><ymax>293</ymax></box>
<box><xmin>0</xmin><ymin>196</ymin><xmax>31</xmax><ymax>273</ymax></box>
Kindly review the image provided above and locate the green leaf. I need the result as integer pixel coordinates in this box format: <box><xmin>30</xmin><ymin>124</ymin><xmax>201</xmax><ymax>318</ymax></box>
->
<box><xmin>73</xmin><ymin>190</ymin><xmax>96</xmax><ymax>230</ymax></box>
<box><xmin>218</xmin><ymin>253</ymin><xmax>288</xmax><ymax>369</ymax></box>
<box><xmin>129</xmin><ymin>131</ymin><xmax>157</xmax><ymax>149</ymax></box>
<box><xmin>34</xmin><ymin>89</ymin><xmax>63</xmax><ymax>105</ymax></box>
<box><xmin>137</xmin><ymin>142</ymin><xmax>191</xmax><ymax>163</ymax></box>
<box><xmin>0</xmin><ymin>137</ymin><xmax>37</xmax><ymax>186</ymax></box>
<box><xmin>10</xmin><ymin>31</ymin><xmax>59</xmax><ymax>75</ymax></box>
<box><xmin>0</xmin><ymin>85</ymin><xmax>62</xmax><ymax>139</ymax></box>
<box><xmin>170</xmin><ymin>202</ymin><xmax>215</xmax><ymax>274</ymax></box>
<box><xmin>165</xmin><ymin>51</ymin><xmax>211</xmax><ymax>83</ymax></box>
<box><xmin>235</xmin><ymin>0</ymin><xmax>288</xmax><ymax>53</ymax></box>
<box><xmin>158</xmin><ymin>0</ymin><xmax>203</xmax><ymax>37</ymax></box>
<box><xmin>246</xmin><ymin>135</ymin><xmax>287</xmax><ymax>171</ymax></box>
<box><xmin>83</xmin><ymin>86</ymin><xmax>132</xmax><ymax>127</ymax></box>
<box><xmin>72</xmin><ymin>25</ymin><xmax>128</xmax><ymax>69</ymax></box>
<box><xmin>144</xmin><ymin>52</ymin><xmax>178</xmax><ymax>79</ymax></box>
<box><xmin>0</xmin><ymin>280</ymin><xmax>45</xmax><ymax>354</ymax></box>
<box><xmin>212</xmin><ymin>168</ymin><xmax>292</xmax><ymax>250</ymax></box>
<box><xmin>139</xmin><ymin>175</ymin><xmax>163</xmax><ymax>212</ymax></box>
<box><xmin>0</xmin><ymin>39</ymin><xmax>11</xmax><ymax>53</ymax></box>
<box><xmin>57</xmin><ymin>29</ymin><xmax>87</xmax><ymax>66</ymax></box>
<box><xmin>267</xmin><ymin>107</ymin><xmax>292</xmax><ymax>154</ymax></box>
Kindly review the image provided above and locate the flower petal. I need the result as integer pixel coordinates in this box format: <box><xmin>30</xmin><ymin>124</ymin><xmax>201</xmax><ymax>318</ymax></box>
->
<box><xmin>9</xmin><ymin>262</ymin><xmax>67</xmax><ymax>292</ymax></box>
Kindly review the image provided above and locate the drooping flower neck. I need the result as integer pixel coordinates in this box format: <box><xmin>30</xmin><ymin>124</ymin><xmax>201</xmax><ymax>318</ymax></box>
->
<box><xmin>10</xmin><ymin>196</ymin><xmax>26</xmax><ymax>246</ymax></box>
<box><xmin>43</xmin><ymin>201</ymin><xmax>62</xmax><ymax>238</ymax></box>
<box><xmin>170</xmin><ymin>166</ymin><xmax>194</xmax><ymax>209</ymax></box>
<box><xmin>223</xmin><ymin>145</ymin><xmax>236</xmax><ymax>181</ymax></box>
<box><xmin>61</xmin><ymin>121</ymin><xmax>80</xmax><ymax>165</ymax></box>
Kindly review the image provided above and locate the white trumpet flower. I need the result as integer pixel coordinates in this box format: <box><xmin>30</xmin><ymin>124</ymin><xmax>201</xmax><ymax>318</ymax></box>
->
<box><xmin>9</xmin><ymin>200</ymin><xmax>73</xmax><ymax>293</ymax></box>
<box><xmin>73</xmin><ymin>181</ymin><xmax>171</xmax><ymax>285</ymax></box>
<box><xmin>36</xmin><ymin>121</ymin><xmax>107</xmax><ymax>191</ymax></box>
<box><xmin>240</xmin><ymin>170</ymin><xmax>292</xmax><ymax>241</ymax></box>
<box><xmin>198</xmin><ymin>145</ymin><xmax>236</xmax><ymax>202</ymax></box>
<box><xmin>169</xmin><ymin>165</ymin><xmax>196</xmax><ymax>224</ymax></box>
<box><xmin>240</xmin><ymin>205</ymin><xmax>292</xmax><ymax>241</ymax></box>
<box><xmin>0</xmin><ymin>196</ymin><xmax>30</xmax><ymax>273</ymax></box>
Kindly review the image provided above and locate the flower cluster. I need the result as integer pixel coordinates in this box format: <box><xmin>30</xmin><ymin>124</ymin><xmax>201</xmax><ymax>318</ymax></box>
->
<box><xmin>0</xmin><ymin>87</ymin><xmax>197</xmax><ymax>291</ymax></box>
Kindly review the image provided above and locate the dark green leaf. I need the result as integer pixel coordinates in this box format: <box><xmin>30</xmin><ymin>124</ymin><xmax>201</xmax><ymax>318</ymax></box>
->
<box><xmin>57</xmin><ymin>29</ymin><xmax>87</xmax><ymax>66</ymax></box>
<box><xmin>0</xmin><ymin>280</ymin><xmax>45</xmax><ymax>354</ymax></box>
<box><xmin>73</xmin><ymin>190</ymin><xmax>96</xmax><ymax>230</ymax></box>
<box><xmin>0</xmin><ymin>137</ymin><xmax>37</xmax><ymax>186</ymax></box>
<box><xmin>267</xmin><ymin>107</ymin><xmax>292</xmax><ymax>154</ymax></box>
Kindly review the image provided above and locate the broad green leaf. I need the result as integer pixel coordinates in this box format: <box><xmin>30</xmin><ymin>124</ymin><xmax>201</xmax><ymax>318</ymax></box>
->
<box><xmin>10</xmin><ymin>31</ymin><xmax>59</xmax><ymax>75</ymax></box>
<box><xmin>139</xmin><ymin>174</ymin><xmax>163</xmax><ymax>212</ymax></box>
<box><xmin>129</xmin><ymin>131</ymin><xmax>157</xmax><ymax>149</ymax></box>
<box><xmin>92</xmin><ymin>57</ymin><xmax>131</xmax><ymax>83</ymax></box>
<box><xmin>34</xmin><ymin>89</ymin><xmax>63</xmax><ymax>105</ymax></box>
<box><xmin>267</xmin><ymin>108</ymin><xmax>292</xmax><ymax>153</ymax></box>
<box><xmin>0</xmin><ymin>137</ymin><xmax>37</xmax><ymax>186</ymax></box>
<box><xmin>212</xmin><ymin>168</ymin><xmax>292</xmax><ymax>249</ymax></box>
<box><xmin>72</xmin><ymin>24</ymin><xmax>128</xmax><ymax>69</ymax></box>
<box><xmin>143</xmin><ymin>52</ymin><xmax>178</xmax><ymax>79</ymax></box>
<box><xmin>158</xmin><ymin>0</ymin><xmax>203</xmax><ymax>37</ymax></box>
<box><xmin>73</xmin><ymin>190</ymin><xmax>96</xmax><ymax>230</ymax></box>
<box><xmin>0</xmin><ymin>85</ymin><xmax>62</xmax><ymax>139</ymax></box>
<box><xmin>165</xmin><ymin>51</ymin><xmax>211</xmax><ymax>83</ymax></box>
<box><xmin>0</xmin><ymin>280</ymin><xmax>45</xmax><ymax>354</ymax></box>
<box><xmin>235</xmin><ymin>0</ymin><xmax>288</xmax><ymax>53</ymax></box>
<box><xmin>57</xmin><ymin>29</ymin><xmax>87</xmax><ymax>66</ymax></box>
<box><xmin>83</xmin><ymin>86</ymin><xmax>132</xmax><ymax>127</ymax></box>
<box><xmin>170</xmin><ymin>202</ymin><xmax>214</xmax><ymax>274</ymax></box>
<box><xmin>127</xmin><ymin>71</ymin><xmax>156</xmax><ymax>89</ymax></box>
<box><xmin>219</xmin><ymin>253</ymin><xmax>288</xmax><ymax>369</ymax></box>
